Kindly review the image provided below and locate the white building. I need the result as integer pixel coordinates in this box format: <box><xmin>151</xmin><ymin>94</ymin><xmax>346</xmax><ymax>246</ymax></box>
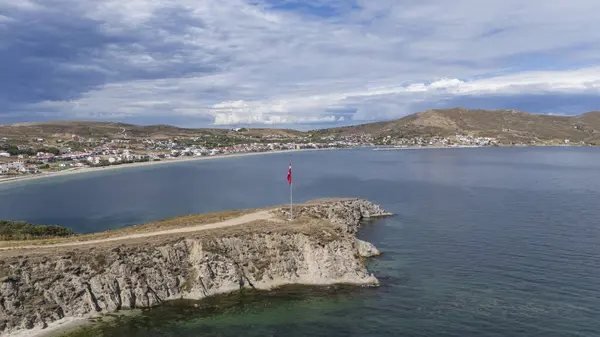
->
<box><xmin>7</xmin><ymin>161</ymin><xmax>25</xmax><ymax>170</ymax></box>
<box><xmin>87</xmin><ymin>156</ymin><xmax>100</xmax><ymax>165</ymax></box>
<box><xmin>0</xmin><ymin>152</ymin><xmax>10</xmax><ymax>158</ymax></box>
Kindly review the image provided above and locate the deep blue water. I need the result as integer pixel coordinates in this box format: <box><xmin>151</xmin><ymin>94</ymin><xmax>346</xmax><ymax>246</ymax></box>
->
<box><xmin>2</xmin><ymin>147</ymin><xmax>600</xmax><ymax>336</ymax></box>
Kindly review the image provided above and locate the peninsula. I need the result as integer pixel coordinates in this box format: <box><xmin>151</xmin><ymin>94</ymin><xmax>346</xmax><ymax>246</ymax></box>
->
<box><xmin>0</xmin><ymin>198</ymin><xmax>391</xmax><ymax>337</ymax></box>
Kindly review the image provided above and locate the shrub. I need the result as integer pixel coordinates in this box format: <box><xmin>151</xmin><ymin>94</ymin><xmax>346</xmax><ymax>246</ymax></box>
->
<box><xmin>0</xmin><ymin>220</ymin><xmax>75</xmax><ymax>241</ymax></box>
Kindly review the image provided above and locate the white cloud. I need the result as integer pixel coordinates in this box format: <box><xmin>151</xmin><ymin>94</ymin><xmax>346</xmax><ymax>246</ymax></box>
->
<box><xmin>3</xmin><ymin>0</ymin><xmax>600</xmax><ymax>126</ymax></box>
<box><xmin>34</xmin><ymin>66</ymin><xmax>600</xmax><ymax>124</ymax></box>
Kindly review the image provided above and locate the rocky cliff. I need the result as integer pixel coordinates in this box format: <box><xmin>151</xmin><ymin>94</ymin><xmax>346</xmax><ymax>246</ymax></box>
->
<box><xmin>0</xmin><ymin>198</ymin><xmax>390</xmax><ymax>336</ymax></box>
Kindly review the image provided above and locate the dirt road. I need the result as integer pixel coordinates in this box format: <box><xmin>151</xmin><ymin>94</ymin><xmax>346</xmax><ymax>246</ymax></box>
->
<box><xmin>0</xmin><ymin>210</ymin><xmax>277</xmax><ymax>251</ymax></box>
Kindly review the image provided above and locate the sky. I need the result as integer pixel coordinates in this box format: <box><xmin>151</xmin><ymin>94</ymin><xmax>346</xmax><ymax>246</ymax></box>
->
<box><xmin>1</xmin><ymin>0</ymin><xmax>600</xmax><ymax>129</ymax></box>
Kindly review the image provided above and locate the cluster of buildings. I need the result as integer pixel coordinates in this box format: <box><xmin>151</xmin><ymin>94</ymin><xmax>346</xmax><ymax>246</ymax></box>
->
<box><xmin>382</xmin><ymin>134</ymin><xmax>498</xmax><ymax>147</ymax></box>
<box><xmin>0</xmin><ymin>136</ymin><xmax>360</xmax><ymax>179</ymax></box>
<box><xmin>0</xmin><ymin>161</ymin><xmax>39</xmax><ymax>175</ymax></box>
<box><xmin>0</xmin><ymin>130</ymin><xmax>506</xmax><ymax>179</ymax></box>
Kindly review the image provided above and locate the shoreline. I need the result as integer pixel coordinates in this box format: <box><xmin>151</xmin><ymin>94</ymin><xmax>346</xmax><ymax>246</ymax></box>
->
<box><xmin>0</xmin><ymin>148</ymin><xmax>328</xmax><ymax>187</ymax></box>
<box><xmin>1</xmin><ymin>145</ymin><xmax>593</xmax><ymax>186</ymax></box>
<box><xmin>372</xmin><ymin>144</ymin><xmax>592</xmax><ymax>151</ymax></box>
<box><xmin>0</xmin><ymin>199</ymin><xmax>389</xmax><ymax>337</ymax></box>
<box><xmin>10</xmin><ymin>317</ymin><xmax>90</xmax><ymax>337</ymax></box>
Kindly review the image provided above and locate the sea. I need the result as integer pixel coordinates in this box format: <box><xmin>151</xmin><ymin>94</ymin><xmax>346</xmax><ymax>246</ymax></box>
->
<box><xmin>1</xmin><ymin>147</ymin><xmax>599</xmax><ymax>337</ymax></box>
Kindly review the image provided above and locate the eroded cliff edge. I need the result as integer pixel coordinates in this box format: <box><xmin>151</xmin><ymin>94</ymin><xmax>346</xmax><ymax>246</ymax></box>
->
<box><xmin>0</xmin><ymin>198</ymin><xmax>391</xmax><ymax>336</ymax></box>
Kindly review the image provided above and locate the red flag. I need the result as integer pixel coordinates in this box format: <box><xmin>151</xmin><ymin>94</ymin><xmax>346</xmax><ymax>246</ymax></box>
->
<box><xmin>287</xmin><ymin>161</ymin><xmax>292</xmax><ymax>185</ymax></box>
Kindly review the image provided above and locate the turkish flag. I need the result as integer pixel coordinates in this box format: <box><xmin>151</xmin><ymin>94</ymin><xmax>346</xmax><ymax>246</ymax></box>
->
<box><xmin>287</xmin><ymin>161</ymin><xmax>292</xmax><ymax>185</ymax></box>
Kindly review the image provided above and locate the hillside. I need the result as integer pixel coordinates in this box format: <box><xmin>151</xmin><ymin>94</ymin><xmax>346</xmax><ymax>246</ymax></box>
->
<box><xmin>316</xmin><ymin>108</ymin><xmax>600</xmax><ymax>144</ymax></box>
<box><xmin>3</xmin><ymin>108</ymin><xmax>600</xmax><ymax>146</ymax></box>
<box><xmin>0</xmin><ymin>121</ymin><xmax>303</xmax><ymax>142</ymax></box>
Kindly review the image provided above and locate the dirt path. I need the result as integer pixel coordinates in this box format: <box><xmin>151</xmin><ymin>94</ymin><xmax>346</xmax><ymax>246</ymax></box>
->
<box><xmin>0</xmin><ymin>210</ymin><xmax>277</xmax><ymax>251</ymax></box>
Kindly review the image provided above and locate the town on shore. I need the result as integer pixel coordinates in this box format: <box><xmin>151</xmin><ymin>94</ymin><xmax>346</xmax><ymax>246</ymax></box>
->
<box><xmin>0</xmin><ymin>130</ymin><xmax>366</xmax><ymax>181</ymax></box>
<box><xmin>0</xmin><ymin>129</ymin><xmax>581</xmax><ymax>182</ymax></box>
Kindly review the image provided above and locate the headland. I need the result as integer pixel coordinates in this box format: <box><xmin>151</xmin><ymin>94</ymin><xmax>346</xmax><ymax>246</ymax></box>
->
<box><xmin>0</xmin><ymin>198</ymin><xmax>391</xmax><ymax>336</ymax></box>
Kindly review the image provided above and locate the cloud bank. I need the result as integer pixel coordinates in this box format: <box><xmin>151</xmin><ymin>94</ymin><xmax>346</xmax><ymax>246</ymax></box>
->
<box><xmin>1</xmin><ymin>0</ymin><xmax>600</xmax><ymax>127</ymax></box>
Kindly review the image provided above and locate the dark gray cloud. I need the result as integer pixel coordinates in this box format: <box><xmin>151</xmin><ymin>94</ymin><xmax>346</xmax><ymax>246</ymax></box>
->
<box><xmin>0</xmin><ymin>7</ymin><xmax>120</xmax><ymax>106</ymax></box>
<box><xmin>0</xmin><ymin>1</ymin><xmax>224</xmax><ymax>113</ymax></box>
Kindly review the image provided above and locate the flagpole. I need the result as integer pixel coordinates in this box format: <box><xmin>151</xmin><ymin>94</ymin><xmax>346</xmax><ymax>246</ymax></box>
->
<box><xmin>290</xmin><ymin>156</ymin><xmax>293</xmax><ymax>220</ymax></box>
<box><xmin>287</xmin><ymin>158</ymin><xmax>293</xmax><ymax>221</ymax></box>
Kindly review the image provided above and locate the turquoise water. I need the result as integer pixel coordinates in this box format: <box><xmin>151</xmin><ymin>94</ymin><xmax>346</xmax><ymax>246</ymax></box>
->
<box><xmin>2</xmin><ymin>148</ymin><xmax>600</xmax><ymax>336</ymax></box>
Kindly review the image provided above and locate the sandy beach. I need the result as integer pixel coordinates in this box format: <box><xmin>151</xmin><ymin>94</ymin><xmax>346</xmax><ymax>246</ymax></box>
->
<box><xmin>0</xmin><ymin>148</ymin><xmax>316</xmax><ymax>186</ymax></box>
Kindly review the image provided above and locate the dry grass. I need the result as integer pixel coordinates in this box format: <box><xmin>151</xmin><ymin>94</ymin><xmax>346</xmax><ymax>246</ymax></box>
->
<box><xmin>317</xmin><ymin>108</ymin><xmax>600</xmax><ymax>144</ymax></box>
<box><xmin>0</xmin><ymin>198</ymin><xmax>349</xmax><ymax>251</ymax></box>
<box><xmin>0</xmin><ymin>216</ymin><xmax>339</xmax><ymax>259</ymax></box>
<box><xmin>0</xmin><ymin>208</ymin><xmax>263</xmax><ymax>249</ymax></box>
<box><xmin>0</xmin><ymin>198</ymin><xmax>359</xmax><ymax>260</ymax></box>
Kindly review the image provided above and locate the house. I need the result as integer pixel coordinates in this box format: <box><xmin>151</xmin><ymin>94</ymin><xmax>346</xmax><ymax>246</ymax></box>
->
<box><xmin>7</xmin><ymin>161</ymin><xmax>25</xmax><ymax>171</ymax></box>
<box><xmin>86</xmin><ymin>156</ymin><xmax>100</xmax><ymax>165</ymax></box>
<box><xmin>192</xmin><ymin>149</ymin><xmax>206</xmax><ymax>156</ymax></box>
<box><xmin>20</xmin><ymin>166</ymin><xmax>39</xmax><ymax>174</ymax></box>
<box><xmin>0</xmin><ymin>137</ymin><xmax>8</xmax><ymax>142</ymax></box>
<box><xmin>0</xmin><ymin>152</ymin><xmax>10</xmax><ymax>158</ymax></box>
<box><xmin>0</xmin><ymin>164</ymin><xmax>8</xmax><ymax>174</ymax></box>
<box><xmin>108</xmin><ymin>157</ymin><xmax>116</xmax><ymax>164</ymax></box>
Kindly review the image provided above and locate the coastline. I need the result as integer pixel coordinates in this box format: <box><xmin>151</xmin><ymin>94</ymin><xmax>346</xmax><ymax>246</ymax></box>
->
<box><xmin>373</xmin><ymin>144</ymin><xmax>594</xmax><ymax>151</ymax></box>
<box><xmin>10</xmin><ymin>317</ymin><xmax>89</xmax><ymax>337</ymax></box>
<box><xmin>0</xmin><ymin>148</ymin><xmax>326</xmax><ymax>186</ymax></box>
<box><xmin>0</xmin><ymin>199</ymin><xmax>390</xmax><ymax>337</ymax></box>
<box><xmin>1</xmin><ymin>145</ymin><xmax>592</xmax><ymax>186</ymax></box>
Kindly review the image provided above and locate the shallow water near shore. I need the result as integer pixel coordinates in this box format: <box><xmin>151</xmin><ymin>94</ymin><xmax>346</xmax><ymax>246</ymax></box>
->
<box><xmin>61</xmin><ymin>285</ymin><xmax>377</xmax><ymax>337</ymax></box>
<box><xmin>2</xmin><ymin>147</ymin><xmax>600</xmax><ymax>336</ymax></box>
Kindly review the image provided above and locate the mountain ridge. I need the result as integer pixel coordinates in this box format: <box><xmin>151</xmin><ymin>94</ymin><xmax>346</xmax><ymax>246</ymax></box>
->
<box><xmin>3</xmin><ymin>108</ymin><xmax>600</xmax><ymax>144</ymax></box>
<box><xmin>313</xmin><ymin>108</ymin><xmax>600</xmax><ymax>144</ymax></box>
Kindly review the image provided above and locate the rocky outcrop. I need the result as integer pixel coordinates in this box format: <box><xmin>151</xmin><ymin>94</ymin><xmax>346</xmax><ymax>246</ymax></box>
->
<box><xmin>278</xmin><ymin>198</ymin><xmax>392</xmax><ymax>233</ymax></box>
<box><xmin>355</xmin><ymin>239</ymin><xmax>381</xmax><ymax>258</ymax></box>
<box><xmin>0</xmin><ymin>199</ymin><xmax>390</xmax><ymax>336</ymax></box>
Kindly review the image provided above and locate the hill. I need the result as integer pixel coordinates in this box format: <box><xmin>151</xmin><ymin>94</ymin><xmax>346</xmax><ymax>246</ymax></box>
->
<box><xmin>0</xmin><ymin>121</ymin><xmax>303</xmax><ymax>142</ymax></box>
<box><xmin>3</xmin><ymin>108</ymin><xmax>600</xmax><ymax>146</ymax></box>
<box><xmin>316</xmin><ymin>108</ymin><xmax>600</xmax><ymax>144</ymax></box>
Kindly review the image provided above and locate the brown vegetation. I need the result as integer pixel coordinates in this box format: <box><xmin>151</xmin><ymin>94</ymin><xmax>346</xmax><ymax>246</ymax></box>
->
<box><xmin>316</xmin><ymin>108</ymin><xmax>600</xmax><ymax>144</ymax></box>
<box><xmin>0</xmin><ymin>208</ymin><xmax>261</xmax><ymax>249</ymax></box>
<box><xmin>0</xmin><ymin>121</ymin><xmax>303</xmax><ymax>142</ymax></box>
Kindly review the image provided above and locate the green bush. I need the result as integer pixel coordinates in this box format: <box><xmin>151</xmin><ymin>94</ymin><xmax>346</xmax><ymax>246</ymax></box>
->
<box><xmin>0</xmin><ymin>220</ymin><xmax>75</xmax><ymax>241</ymax></box>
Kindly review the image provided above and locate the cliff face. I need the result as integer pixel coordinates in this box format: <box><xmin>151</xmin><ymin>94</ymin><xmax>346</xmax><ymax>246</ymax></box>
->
<box><xmin>0</xmin><ymin>198</ymin><xmax>390</xmax><ymax>336</ymax></box>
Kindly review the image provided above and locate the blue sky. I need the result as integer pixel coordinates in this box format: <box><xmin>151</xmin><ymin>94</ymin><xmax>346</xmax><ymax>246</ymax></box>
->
<box><xmin>1</xmin><ymin>0</ymin><xmax>600</xmax><ymax>129</ymax></box>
